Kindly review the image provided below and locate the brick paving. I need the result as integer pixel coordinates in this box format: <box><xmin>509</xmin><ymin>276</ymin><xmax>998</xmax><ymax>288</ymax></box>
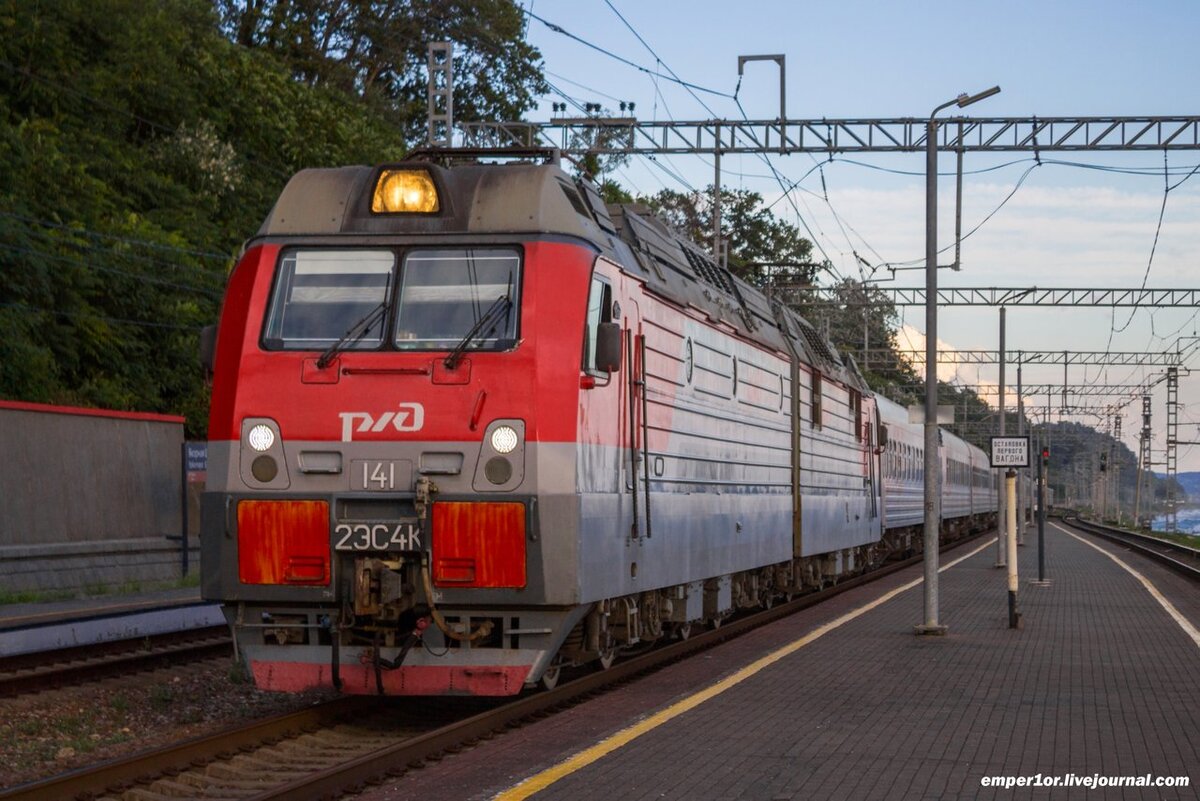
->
<box><xmin>360</xmin><ymin>523</ymin><xmax>1200</xmax><ymax>801</ymax></box>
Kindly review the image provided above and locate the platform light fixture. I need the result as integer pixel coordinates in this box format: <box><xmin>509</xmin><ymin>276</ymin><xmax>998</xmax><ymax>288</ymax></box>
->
<box><xmin>918</xmin><ymin>85</ymin><xmax>1001</xmax><ymax>637</ymax></box>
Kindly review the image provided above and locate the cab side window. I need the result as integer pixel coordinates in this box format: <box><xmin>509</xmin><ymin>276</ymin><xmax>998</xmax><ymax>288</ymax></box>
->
<box><xmin>583</xmin><ymin>276</ymin><xmax>614</xmax><ymax>373</ymax></box>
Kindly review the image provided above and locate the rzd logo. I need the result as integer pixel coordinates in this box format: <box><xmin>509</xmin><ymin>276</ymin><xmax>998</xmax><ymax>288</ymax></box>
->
<box><xmin>339</xmin><ymin>403</ymin><xmax>425</xmax><ymax>442</ymax></box>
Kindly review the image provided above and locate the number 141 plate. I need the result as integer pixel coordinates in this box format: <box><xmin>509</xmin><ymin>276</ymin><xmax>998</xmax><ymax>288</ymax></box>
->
<box><xmin>334</xmin><ymin>521</ymin><xmax>422</xmax><ymax>552</ymax></box>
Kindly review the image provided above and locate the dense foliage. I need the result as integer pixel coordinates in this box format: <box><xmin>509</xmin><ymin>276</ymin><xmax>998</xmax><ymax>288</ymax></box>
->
<box><xmin>216</xmin><ymin>0</ymin><xmax>547</xmax><ymax>142</ymax></box>
<box><xmin>0</xmin><ymin>0</ymin><xmax>544</xmax><ymax>435</ymax></box>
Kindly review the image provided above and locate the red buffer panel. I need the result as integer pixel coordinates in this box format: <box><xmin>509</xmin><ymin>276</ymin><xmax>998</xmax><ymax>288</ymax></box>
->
<box><xmin>432</xmin><ymin>501</ymin><xmax>527</xmax><ymax>588</ymax></box>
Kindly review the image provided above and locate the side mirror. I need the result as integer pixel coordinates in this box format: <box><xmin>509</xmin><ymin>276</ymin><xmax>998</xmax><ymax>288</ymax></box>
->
<box><xmin>878</xmin><ymin>424</ymin><xmax>889</xmax><ymax>447</ymax></box>
<box><xmin>199</xmin><ymin>324</ymin><xmax>218</xmax><ymax>378</ymax></box>
<box><xmin>595</xmin><ymin>322</ymin><xmax>621</xmax><ymax>372</ymax></box>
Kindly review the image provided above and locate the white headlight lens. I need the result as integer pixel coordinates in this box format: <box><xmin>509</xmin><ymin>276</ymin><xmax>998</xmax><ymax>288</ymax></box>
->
<box><xmin>248</xmin><ymin>424</ymin><xmax>276</xmax><ymax>452</ymax></box>
<box><xmin>490</xmin><ymin>425</ymin><xmax>519</xmax><ymax>454</ymax></box>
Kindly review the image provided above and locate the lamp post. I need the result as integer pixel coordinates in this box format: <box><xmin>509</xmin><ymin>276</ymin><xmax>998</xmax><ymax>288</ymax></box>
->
<box><xmin>916</xmin><ymin>85</ymin><xmax>1000</xmax><ymax>636</ymax></box>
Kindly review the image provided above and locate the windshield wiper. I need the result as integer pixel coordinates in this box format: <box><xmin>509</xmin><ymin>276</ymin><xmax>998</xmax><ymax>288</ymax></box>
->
<box><xmin>316</xmin><ymin>300</ymin><xmax>388</xmax><ymax>369</ymax></box>
<box><xmin>444</xmin><ymin>295</ymin><xmax>512</xmax><ymax>370</ymax></box>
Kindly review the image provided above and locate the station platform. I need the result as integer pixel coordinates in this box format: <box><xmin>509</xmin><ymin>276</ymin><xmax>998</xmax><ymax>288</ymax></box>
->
<box><xmin>361</xmin><ymin>521</ymin><xmax>1200</xmax><ymax>801</ymax></box>
<box><xmin>0</xmin><ymin>588</ymin><xmax>220</xmax><ymax>657</ymax></box>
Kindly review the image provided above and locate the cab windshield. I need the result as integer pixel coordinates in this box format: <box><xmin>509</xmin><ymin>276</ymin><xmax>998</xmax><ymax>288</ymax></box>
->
<box><xmin>262</xmin><ymin>250</ymin><xmax>393</xmax><ymax>349</ymax></box>
<box><xmin>262</xmin><ymin>247</ymin><xmax>521</xmax><ymax>353</ymax></box>
<box><xmin>394</xmin><ymin>249</ymin><xmax>519</xmax><ymax>350</ymax></box>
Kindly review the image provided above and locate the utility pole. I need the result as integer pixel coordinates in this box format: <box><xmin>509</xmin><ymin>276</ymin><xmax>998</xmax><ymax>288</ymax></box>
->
<box><xmin>1166</xmin><ymin>366</ymin><xmax>1179</xmax><ymax>533</ymax></box>
<box><xmin>712</xmin><ymin>145</ymin><xmax>722</xmax><ymax>263</ymax></box>
<box><xmin>1134</xmin><ymin>394</ymin><xmax>1151</xmax><ymax>526</ymax></box>
<box><xmin>1108</xmin><ymin>412</ymin><xmax>1118</xmax><ymax>525</ymax></box>
<box><xmin>1017</xmin><ymin>356</ymin><xmax>1026</xmax><ymax>544</ymax></box>
<box><xmin>996</xmin><ymin>306</ymin><xmax>1007</xmax><ymax>567</ymax></box>
<box><xmin>916</xmin><ymin>84</ymin><xmax>1000</xmax><ymax>637</ymax></box>
<box><xmin>426</xmin><ymin>43</ymin><xmax>454</xmax><ymax>147</ymax></box>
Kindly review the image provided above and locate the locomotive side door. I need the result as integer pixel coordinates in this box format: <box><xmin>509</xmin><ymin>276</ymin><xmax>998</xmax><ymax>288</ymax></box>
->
<box><xmin>578</xmin><ymin>259</ymin><xmax>624</xmax><ymax>496</ymax></box>
<box><xmin>619</xmin><ymin>293</ymin><xmax>646</xmax><ymax>540</ymax></box>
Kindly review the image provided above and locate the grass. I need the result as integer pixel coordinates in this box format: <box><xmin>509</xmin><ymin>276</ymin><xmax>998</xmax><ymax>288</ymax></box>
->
<box><xmin>1092</xmin><ymin>517</ymin><xmax>1199</xmax><ymax>549</ymax></box>
<box><xmin>0</xmin><ymin>588</ymin><xmax>76</xmax><ymax>605</ymax></box>
<box><xmin>149</xmin><ymin>684</ymin><xmax>175</xmax><ymax>711</ymax></box>
<box><xmin>0</xmin><ymin>574</ymin><xmax>202</xmax><ymax>606</ymax></box>
<box><xmin>1141</xmin><ymin>530</ymin><xmax>1200</xmax><ymax>549</ymax></box>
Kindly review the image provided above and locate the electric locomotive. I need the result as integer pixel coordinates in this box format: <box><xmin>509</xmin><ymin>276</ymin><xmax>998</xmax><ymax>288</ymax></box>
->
<box><xmin>201</xmin><ymin>149</ymin><xmax>991</xmax><ymax>696</ymax></box>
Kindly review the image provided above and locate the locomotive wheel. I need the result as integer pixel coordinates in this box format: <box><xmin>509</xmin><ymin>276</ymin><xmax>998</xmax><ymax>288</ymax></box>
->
<box><xmin>709</xmin><ymin>617</ymin><xmax>722</xmax><ymax>631</ymax></box>
<box><xmin>675</xmin><ymin>622</ymin><xmax>692</xmax><ymax>641</ymax></box>
<box><xmin>540</xmin><ymin>663</ymin><xmax>562</xmax><ymax>691</ymax></box>
<box><xmin>598</xmin><ymin>647</ymin><xmax>617</xmax><ymax>670</ymax></box>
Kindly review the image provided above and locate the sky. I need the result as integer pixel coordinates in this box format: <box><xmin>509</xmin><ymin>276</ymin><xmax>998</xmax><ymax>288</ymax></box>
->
<box><xmin>511</xmin><ymin>0</ymin><xmax>1200</xmax><ymax>472</ymax></box>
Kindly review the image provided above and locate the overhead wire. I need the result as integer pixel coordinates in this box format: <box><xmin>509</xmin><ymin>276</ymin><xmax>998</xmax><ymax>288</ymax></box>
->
<box><xmin>523</xmin><ymin>7</ymin><xmax>734</xmax><ymax>99</ymax></box>
<box><xmin>0</xmin><ymin>210</ymin><xmax>232</xmax><ymax>262</ymax></box>
<box><xmin>1102</xmin><ymin>151</ymin><xmax>1177</xmax><ymax>373</ymax></box>
<box><xmin>0</xmin><ymin>242</ymin><xmax>222</xmax><ymax>298</ymax></box>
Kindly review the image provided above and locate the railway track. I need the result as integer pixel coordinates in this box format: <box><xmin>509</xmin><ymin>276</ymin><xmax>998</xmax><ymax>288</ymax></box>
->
<box><xmin>1063</xmin><ymin>516</ymin><xmax>1200</xmax><ymax>581</ymax></box>
<box><xmin>1</xmin><ymin>533</ymin><xmax>986</xmax><ymax>801</ymax></box>
<box><xmin>0</xmin><ymin>626</ymin><xmax>233</xmax><ymax>697</ymax></box>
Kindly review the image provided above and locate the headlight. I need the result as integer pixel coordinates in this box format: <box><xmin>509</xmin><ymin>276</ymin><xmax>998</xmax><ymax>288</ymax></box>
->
<box><xmin>371</xmin><ymin>169</ymin><xmax>440</xmax><ymax>213</ymax></box>
<box><xmin>248</xmin><ymin>424</ymin><xmax>276</xmax><ymax>452</ymax></box>
<box><xmin>490</xmin><ymin>425</ymin><xmax>519</xmax><ymax>454</ymax></box>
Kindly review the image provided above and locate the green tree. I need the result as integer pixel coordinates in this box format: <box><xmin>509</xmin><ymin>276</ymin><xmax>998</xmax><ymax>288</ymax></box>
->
<box><xmin>215</xmin><ymin>0</ymin><xmax>549</xmax><ymax>143</ymax></box>
<box><xmin>643</xmin><ymin>185</ymin><xmax>816</xmax><ymax>288</ymax></box>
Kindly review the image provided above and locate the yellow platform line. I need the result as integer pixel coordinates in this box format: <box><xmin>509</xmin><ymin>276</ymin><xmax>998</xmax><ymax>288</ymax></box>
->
<box><xmin>1056</xmin><ymin>522</ymin><xmax>1200</xmax><ymax>650</ymax></box>
<box><xmin>494</xmin><ymin>538</ymin><xmax>997</xmax><ymax>801</ymax></box>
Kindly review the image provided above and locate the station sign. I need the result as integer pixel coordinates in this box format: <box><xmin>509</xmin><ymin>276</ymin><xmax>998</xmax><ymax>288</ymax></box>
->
<box><xmin>183</xmin><ymin>441</ymin><xmax>207</xmax><ymax>472</ymax></box>
<box><xmin>989</xmin><ymin>436</ymin><xmax>1030</xmax><ymax>468</ymax></box>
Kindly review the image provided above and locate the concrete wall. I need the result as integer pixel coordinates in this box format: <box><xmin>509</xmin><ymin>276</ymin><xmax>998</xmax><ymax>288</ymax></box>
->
<box><xmin>0</xmin><ymin>401</ymin><xmax>192</xmax><ymax>593</ymax></box>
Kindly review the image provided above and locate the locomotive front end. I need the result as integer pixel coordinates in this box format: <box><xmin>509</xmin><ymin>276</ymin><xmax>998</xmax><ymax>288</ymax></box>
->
<box><xmin>201</xmin><ymin>159</ymin><xmax>600</xmax><ymax>695</ymax></box>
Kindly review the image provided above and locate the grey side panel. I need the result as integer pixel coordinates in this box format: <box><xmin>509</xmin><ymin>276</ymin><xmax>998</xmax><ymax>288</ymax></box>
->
<box><xmin>577</xmin><ymin>488</ymin><xmax>792</xmax><ymax>602</ymax></box>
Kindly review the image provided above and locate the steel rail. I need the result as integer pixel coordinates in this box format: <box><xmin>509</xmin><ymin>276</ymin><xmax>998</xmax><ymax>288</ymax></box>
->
<box><xmin>1063</xmin><ymin>516</ymin><xmax>1200</xmax><ymax>581</ymax></box>
<box><xmin>0</xmin><ymin>697</ymin><xmax>378</xmax><ymax>801</ymax></box>
<box><xmin>0</xmin><ymin>628</ymin><xmax>232</xmax><ymax>697</ymax></box>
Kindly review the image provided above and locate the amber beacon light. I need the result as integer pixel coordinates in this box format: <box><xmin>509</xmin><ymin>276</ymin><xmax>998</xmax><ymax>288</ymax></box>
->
<box><xmin>372</xmin><ymin>169</ymin><xmax>440</xmax><ymax>213</ymax></box>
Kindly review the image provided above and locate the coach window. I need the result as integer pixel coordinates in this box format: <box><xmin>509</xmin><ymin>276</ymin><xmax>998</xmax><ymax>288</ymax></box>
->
<box><xmin>583</xmin><ymin>276</ymin><xmax>614</xmax><ymax>373</ymax></box>
<box><xmin>263</xmin><ymin>250</ymin><xmax>394</xmax><ymax>350</ymax></box>
<box><xmin>394</xmin><ymin>248</ymin><xmax>520</xmax><ymax>351</ymax></box>
<box><xmin>849</xmin><ymin>388</ymin><xmax>862</xmax><ymax>440</ymax></box>
<box><xmin>811</xmin><ymin>370</ymin><xmax>823</xmax><ymax>428</ymax></box>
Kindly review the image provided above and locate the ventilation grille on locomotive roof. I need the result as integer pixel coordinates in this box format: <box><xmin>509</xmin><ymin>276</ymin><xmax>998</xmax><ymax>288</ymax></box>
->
<box><xmin>794</xmin><ymin>316</ymin><xmax>842</xmax><ymax>367</ymax></box>
<box><xmin>682</xmin><ymin>246</ymin><xmax>736</xmax><ymax>295</ymax></box>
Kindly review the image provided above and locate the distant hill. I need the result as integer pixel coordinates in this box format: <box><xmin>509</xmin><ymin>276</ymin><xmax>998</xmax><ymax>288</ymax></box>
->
<box><xmin>1176</xmin><ymin>472</ymin><xmax>1200</xmax><ymax>501</ymax></box>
